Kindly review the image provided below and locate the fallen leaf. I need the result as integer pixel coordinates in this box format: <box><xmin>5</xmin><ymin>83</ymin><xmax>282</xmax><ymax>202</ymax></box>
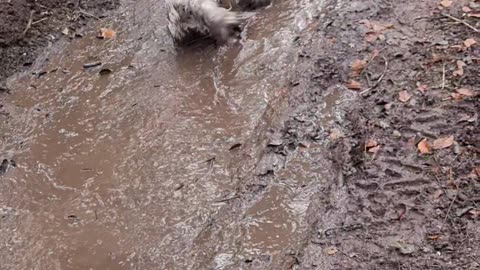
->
<box><xmin>346</xmin><ymin>80</ymin><xmax>362</xmax><ymax>90</ymax></box>
<box><xmin>329</xmin><ymin>129</ymin><xmax>344</xmax><ymax>140</ymax></box>
<box><xmin>440</xmin><ymin>0</ymin><xmax>453</xmax><ymax>8</ymax></box>
<box><xmin>432</xmin><ymin>189</ymin><xmax>444</xmax><ymax>199</ymax></box>
<box><xmin>468</xmin><ymin>13</ymin><xmax>480</xmax><ymax>18</ymax></box>
<box><xmin>99</xmin><ymin>28</ymin><xmax>116</xmax><ymax>39</ymax></box>
<box><xmin>432</xmin><ymin>136</ymin><xmax>454</xmax><ymax>150</ymax></box>
<box><xmin>464</xmin><ymin>38</ymin><xmax>477</xmax><ymax>48</ymax></box>
<box><xmin>453</xmin><ymin>60</ymin><xmax>466</xmax><ymax>77</ymax></box>
<box><xmin>462</xmin><ymin>6</ymin><xmax>472</xmax><ymax>12</ymax></box>
<box><xmin>325</xmin><ymin>247</ymin><xmax>338</xmax><ymax>255</ymax></box>
<box><xmin>366</xmin><ymin>139</ymin><xmax>378</xmax><ymax>148</ymax></box>
<box><xmin>451</xmin><ymin>92</ymin><xmax>463</xmax><ymax>101</ymax></box>
<box><xmin>368</xmin><ymin>145</ymin><xmax>381</xmax><ymax>153</ymax></box>
<box><xmin>351</xmin><ymin>59</ymin><xmax>367</xmax><ymax>76</ymax></box>
<box><xmin>431</xmin><ymin>53</ymin><xmax>444</xmax><ymax>63</ymax></box>
<box><xmin>417</xmin><ymin>83</ymin><xmax>428</xmax><ymax>94</ymax></box>
<box><xmin>390</xmin><ymin>240</ymin><xmax>416</xmax><ymax>255</ymax></box>
<box><xmin>456</xmin><ymin>88</ymin><xmax>476</xmax><ymax>97</ymax></box>
<box><xmin>365</xmin><ymin>32</ymin><xmax>379</xmax><ymax>42</ymax></box>
<box><xmin>62</xmin><ymin>27</ymin><xmax>70</xmax><ymax>35</ymax></box>
<box><xmin>428</xmin><ymin>235</ymin><xmax>441</xmax><ymax>241</ymax></box>
<box><xmin>398</xmin><ymin>91</ymin><xmax>412</xmax><ymax>103</ymax></box>
<box><xmin>417</xmin><ymin>138</ymin><xmax>431</xmax><ymax>154</ymax></box>
<box><xmin>468</xmin><ymin>167</ymin><xmax>480</xmax><ymax>179</ymax></box>
<box><xmin>468</xmin><ymin>208</ymin><xmax>480</xmax><ymax>219</ymax></box>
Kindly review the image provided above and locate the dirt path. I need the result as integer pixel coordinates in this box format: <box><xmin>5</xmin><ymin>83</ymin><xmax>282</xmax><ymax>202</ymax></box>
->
<box><xmin>0</xmin><ymin>0</ymin><xmax>479</xmax><ymax>269</ymax></box>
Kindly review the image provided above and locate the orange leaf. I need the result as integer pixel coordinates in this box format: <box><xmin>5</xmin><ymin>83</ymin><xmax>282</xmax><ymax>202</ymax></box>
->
<box><xmin>440</xmin><ymin>0</ymin><xmax>453</xmax><ymax>8</ymax></box>
<box><xmin>351</xmin><ymin>59</ymin><xmax>367</xmax><ymax>76</ymax></box>
<box><xmin>451</xmin><ymin>92</ymin><xmax>463</xmax><ymax>101</ymax></box>
<box><xmin>456</xmin><ymin>88</ymin><xmax>476</xmax><ymax>97</ymax></box>
<box><xmin>462</xmin><ymin>6</ymin><xmax>472</xmax><ymax>12</ymax></box>
<box><xmin>468</xmin><ymin>13</ymin><xmax>480</xmax><ymax>18</ymax></box>
<box><xmin>417</xmin><ymin>83</ymin><xmax>428</xmax><ymax>94</ymax></box>
<box><xmin>325</xmin><ymin>247</ymin><xmax>338</xmax><ymax>255</ymax></box>
<box><xmin>432</xmin><ymin>189</ymin><xmax>444</xmax><ymax>199</ymax></box>
<box><xmin>428</xmin><ymin>235</ymin><xmax>441</xmax><ymax>241</ymax></box>
<box><xmin>417</xmin><ymin>138</ymin><xmax>431</xmax><ymax>154</ymax></box>
<box><xmin>346</xmin><ymin>80</ymin><xmax>362</xmax><ymax>90</ymax></box>
<box><xmin>398</xmin><ymin>91</ymin><xmax>412</xmax><ymax>103</ymax></box>
<box><xmin>366</xmin><ymin>139</ymin><xmax>378</xmax><ymax>148</ymax></box>
<box><xmin>432</xmin><ymin>136</ymin><xmax>454</xmax><ymax>150</ymax></box>
<box><xmin>368</xmin><ymin>145</ymin><xmax>381</xmax><ymax>153</ymax></box>
<box><xmin>464</xmin><ymin>38</ymin><xmax>477</xmax><ymax>48</ymax></box>
<box><xmin>99</xmin><ymin>28</ymin><xmax>116</xmax><ymax>39</ymax></box>
<box><xmin>453</xmin><ymin>60</ymin><xmax>466</xmax><ymax>77</ymax></box>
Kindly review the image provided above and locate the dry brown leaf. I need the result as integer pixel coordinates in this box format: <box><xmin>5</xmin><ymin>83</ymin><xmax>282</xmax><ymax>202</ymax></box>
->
<box><xmin>351</xmin><ymin>59</ymin><xmax>367</xmax><ymax>76</ymax></box>
<box><xmin>440</xmin><ymin>0</ymin><xmax>453</xmax><ymax>8</ymax></box>
<box><xmin>464</xmin><ymin>38</ymin><xmax>477</xmax><ymax>48</ymax></box>
<box><xmin>368</xmin><ymin>145</ymin><xmax>381</xmax><ymax>153</ymax></box>
<box><xmin>417</xmin><ymin>138</ymin><xmax>431</xmax><ymax>154</ymax></box>
<box><xmin>325</xmin><ymin>247</ymin><xmax>338</xmax><ymax>255</ymax></box>
<box><xmin>329</xmin><ymin>129</ymin><xmax>344</xmax><ymax>140</ymax></box>
<box><xmin>468</xmin><ymin>167</ymin><xmax>480</xmax><ymax>179</ymax></box>
<box><xmin>398</xmin><ymin>91</ymin><xmax>412</xmax><ymax>103</ymax></box>
<box><xmin>456</xmin><ymin>88</ymin><xmax>476</xmax><ymax>97</ymax></box>
<box><xmin>417</xmin><ymin>83</ymin><xmax>428</xmax><ymax>94</ymax></box>
<box><xmin>451</xmin><ymin>92</ymin><xmax>463</xmax><ymax>101</ymax></box>
<box><xmin>432</xmin><ymin>189</ymin><xmax>444</xmax><ymax>199</ymax></box>
<box><xmin>99</xmin><ymin>28</ymin><xmax>116</xmax><ymax>39</ymax></box>
<box><xmin>453</xmin><ymin>60</ymin><xmax>466</xmax><ymax>77</ymax></box>
<box><xmin>468</xmin><ymin>208</ymin><xmax>480</xmax><ymax>219</ymax></box>
<box><xmin>428</xmin><ymin>235</ymin><xmax>441</xmax><ymax>241</ymax></box>
<box><xmin>462</xmin><ymin>6</ymin><xmax>472</xmax><ymax>12</ymax></box>
<box><xmin>366</xmin><ymin>139</ymin><xmax>378</xmax><ymax>148</ymax></box>
<box><xmin>346</xmin><ymin>80</ymin><xmax>362</xmax><ymax>90</ymax></box>
<box><xmin>432</xmin><ymin>136</ymin><xmax>454</xmax><ymax>150</ymax></box>
<box><xmin>468</xmin><ymin>13</ymin><xmax>480</xmax><ymax>18</ymax></box>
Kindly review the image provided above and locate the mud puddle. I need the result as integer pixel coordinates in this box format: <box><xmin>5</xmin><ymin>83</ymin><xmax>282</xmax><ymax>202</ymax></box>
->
<box><xmin>0</xmin><ymin>0</ymin><xmax>335</xmax><ymax>269</ymax></box>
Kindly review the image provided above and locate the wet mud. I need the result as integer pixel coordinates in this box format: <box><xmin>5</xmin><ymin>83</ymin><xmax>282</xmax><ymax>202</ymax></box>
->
<box><xmin>1</xmin><ymin>0</ymin><xmax>479</xmax><ymax>269</ymax></box>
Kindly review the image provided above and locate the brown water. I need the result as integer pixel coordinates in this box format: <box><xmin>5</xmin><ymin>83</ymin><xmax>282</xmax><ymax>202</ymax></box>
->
<box><xmin>0</xmin><ymin>0</ymin><xmax>333</xmax><ymax>269</ymax></box>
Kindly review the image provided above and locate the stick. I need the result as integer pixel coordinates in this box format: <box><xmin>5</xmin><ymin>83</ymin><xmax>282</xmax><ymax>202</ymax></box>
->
<box><xmin>32</xmin><ymin>17</ymin><xmax>48</xmax><ymax>25</ymax></box>
<box><xmin>442</xmin><ymin>13</ymin><xmax>480</xmax><ymax>33</ymax></box>
<box><xmin>441</xmin><ymin>190</ymin><xmax>458</xmax><ymax>231</ymax></box>
<box><xmin>21</xmin><ymin>10</ymin><xmax>35</xmax><ymax>37</ymax></box>
<box><xmin>441</xmin><ymin>62</ymin><xmax>446</xmax><ymax>90</ymax></box>
<box><xmin>360</xmin><ymin>56</ymin><xmax>388</xmax><ymax>95</ymax></box>
<box><xmin>79</xmin><ymin>9</ymin><xmax>101</xmax><ymax>20</ymax></box>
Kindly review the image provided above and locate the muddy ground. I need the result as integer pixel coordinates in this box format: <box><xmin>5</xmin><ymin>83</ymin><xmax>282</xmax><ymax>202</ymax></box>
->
<box><xmin>0</xmin><ymin>0</ymin><xmax>479</xmax><ymax>269</ymax></box>
<box><xmin>0</xmin><ymin>0</ymin><xmax>119</xmax><ymax>85</ymax></box>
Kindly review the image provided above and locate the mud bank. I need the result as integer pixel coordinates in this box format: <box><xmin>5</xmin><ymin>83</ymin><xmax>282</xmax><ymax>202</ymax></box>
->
<box><xmin>0</xmin><ymin>0</ymin><xmax>119</xmax><ymax>85</ymax></box>
<box><xmin>0</xmin><ymin>0</ymin><xmax>479</xmax><ymax>269</ymax></box>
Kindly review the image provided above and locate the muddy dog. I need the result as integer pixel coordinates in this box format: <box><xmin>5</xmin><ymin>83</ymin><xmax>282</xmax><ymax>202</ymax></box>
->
<box><xmin>166</xmin><ymin>0</ymin><xmax>271</xmax><ymax>45</ymax></box>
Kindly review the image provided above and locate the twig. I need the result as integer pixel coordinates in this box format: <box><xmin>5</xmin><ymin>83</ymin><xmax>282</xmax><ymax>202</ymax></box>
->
<box><xmin>79</xmin><ymin>9</ymin><xmax>101</xmax><ymax>20</ymax></box>
<box><xmin>360</xmin><ymin>56</ymin><xmax>388</xmax><ymax>95</ymax></box>
<box><xmin>21</xmin><ymin>10</ymin><xmax>35</xmax><ymax>37</ymax></box>
<box><xmin>214</xmin><ymin>195</ymin><xmax>240</xmax><ymax>203</ymax></box>
<box><xmin>441</xmin><ymin>62</ymin><xmax>446</xmax><ymax>90</ymax></box>
<box><xmin>32</xmin><ymin>17</ymin><xmax>48</xmax><ymax>25</ymax></box>
<box><xmin>442</xmin><ymin>13</ymin><xmax>480</xmax><ymax>33</ymax></box>
<box><xmin>440</xmin><ymin>190</ymin><xmax>458</xmax><ymax>231</ymax></box>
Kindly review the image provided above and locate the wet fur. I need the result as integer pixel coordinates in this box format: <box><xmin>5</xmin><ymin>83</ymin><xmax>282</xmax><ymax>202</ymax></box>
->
<box><xmin>166</xmin><ymin>0</ymin><xmax>271</xmax><ymax>45</ymax></box>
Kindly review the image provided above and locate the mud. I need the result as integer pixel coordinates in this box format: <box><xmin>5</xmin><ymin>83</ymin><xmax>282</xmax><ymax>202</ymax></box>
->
<box><xmin>0</xmin><ymin>0</ymin><xmax>119</xmax><ymax>84</ymax></box>
<box><xmin>0</xmin><ymin>0</ymin><xmax>479</xmax><ymax>269</ymax></box>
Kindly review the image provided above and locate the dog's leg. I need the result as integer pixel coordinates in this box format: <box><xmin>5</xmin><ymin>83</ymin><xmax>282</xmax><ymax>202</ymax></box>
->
<box><xmin>236</xmin><ymin>0</ymin><xmax>271</xmax><ymax>10</ymax></box>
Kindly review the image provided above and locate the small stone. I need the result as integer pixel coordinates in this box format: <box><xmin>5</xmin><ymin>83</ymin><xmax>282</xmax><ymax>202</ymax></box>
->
<box><xmin>393</xmin><ymin>130</ymin><xmax>402</xmax><ymax>138</ymax></box>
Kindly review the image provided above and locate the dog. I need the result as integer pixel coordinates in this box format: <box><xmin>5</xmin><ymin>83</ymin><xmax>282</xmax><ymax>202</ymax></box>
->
<box><xmin>165</xmin><ymin>0</ymin><xmax>272</xmax><ymax>45</ymax></box>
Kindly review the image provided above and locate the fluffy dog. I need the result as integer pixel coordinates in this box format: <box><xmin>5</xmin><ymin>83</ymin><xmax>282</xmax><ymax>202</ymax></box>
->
<box><xmin>166</xmin><ymin>0</ymin><xmax>271</xmax><ymax>45</ymax></box>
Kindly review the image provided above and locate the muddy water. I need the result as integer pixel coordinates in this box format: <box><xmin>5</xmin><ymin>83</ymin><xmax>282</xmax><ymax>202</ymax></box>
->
<box><xmin>0</xmin><ymin>0</ymin><xmax>330</xmax><ymax>269</ymax></box>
